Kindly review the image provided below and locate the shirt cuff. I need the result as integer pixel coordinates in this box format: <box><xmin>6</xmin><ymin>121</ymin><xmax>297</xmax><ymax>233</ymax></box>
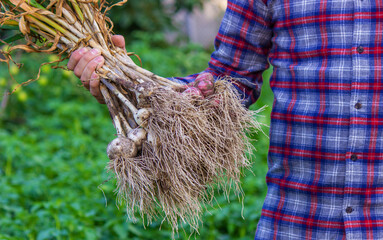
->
<box><xmin>167</xmin><ymin>68</ymin><xmax>219</xmax><ymax>85</ymax></box>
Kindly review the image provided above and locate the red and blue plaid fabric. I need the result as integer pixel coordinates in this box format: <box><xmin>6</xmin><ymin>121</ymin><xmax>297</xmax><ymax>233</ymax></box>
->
<box><xmin>176</xmin><ymin>0</ymin><xmax>383</xmax><ymax>239</ymax></box>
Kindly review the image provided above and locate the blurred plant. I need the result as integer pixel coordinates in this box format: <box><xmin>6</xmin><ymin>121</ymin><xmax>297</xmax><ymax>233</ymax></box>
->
<box><xmin>109</xmin><ymin>0</ymin><xmax>204</xmax><ymax>40</ymax></box>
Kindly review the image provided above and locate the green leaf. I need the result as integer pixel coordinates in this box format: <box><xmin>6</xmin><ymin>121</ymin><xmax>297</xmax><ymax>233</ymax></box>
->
<box><xmin>27</xmin><ymin>0</ymin><xmax>45</xmax><ymax>9</ymax></box>
<box><xmin>0</xmin><ymin>33</ymin><xmax>24</xmax><ymax>46</ymax></box>
<box><xmin>0</xmin><ymin>33</ymin><xmax>24</xmax><ymax>47</ymax></box>
<box><xmin>0</xmin><ymin>25</ymin><xmax>20</xmax><ymax>31</ymax></box>
<box><xmin>1</xmin><ymin>0</ymin><xmax>13</xmax><ymax>8</ymax></box>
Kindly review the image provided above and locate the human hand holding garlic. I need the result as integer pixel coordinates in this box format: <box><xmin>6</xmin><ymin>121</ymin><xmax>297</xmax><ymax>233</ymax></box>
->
<box><xmin>67</xmin><ymin>35</ymin><xmax>215</xmax><ymax>102</ymax></box>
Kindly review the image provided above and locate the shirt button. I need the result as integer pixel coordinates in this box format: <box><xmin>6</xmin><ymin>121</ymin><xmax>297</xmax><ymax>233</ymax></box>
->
<box><xmin>357</xmin><ymin>46</ymin><xmax>364</xmax><ymax>53</ymax></box>
<box><xmin>346</xmin><ymin>207</ymin><xmax>354</xmax><ymax>214</ymax></box>
<box><xmin>351</xmin><ymin>154</ymin><xmax>358</xmax><ymax>161</ymax></box>
<box><xmin>355</xmin><ymin>102</ymin><xmax>362</xmax><ymax>109</ymax></box>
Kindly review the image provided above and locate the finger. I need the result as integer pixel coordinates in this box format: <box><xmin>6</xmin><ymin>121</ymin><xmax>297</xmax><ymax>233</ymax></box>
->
<box><xmin>194</xmin><ymin>72</ymin><xmax>214</xmax><ymax>85</ymax></box>
<box><xmin>67</xmin><ymin>48</ymin><xmax>89</xmax><ymax>70</ymax></box>
<box><xmin>111</xmin><ymin>35</ymin><xmax>125</xmax><ymax>49</ymax></box>
<box><xmin>179</xmin><ymin>85</ymin><xmax>188</xmax><ymax>91</ymax></box>
<box><xmin>196</xmin><ymin>80</ymin><xmax>214</xmax><ymax>97</ymax></box>
<box><xmin>183</xmin><ymin>82</ymin><xmax>193</xmax><ymax>89</ymax></box>
<box><xmin>73</xmin><ymin>48</ymin><xmax>101</xmax><ymax>78</ymax></box>
<box><xmin>194</xmin><ymin>73</ymin><xmax>215</xmax><ymax>97</ymax></box>
<box><xmin>90</xmin><ymin>73</ymin><xmax>105</xmax><ymax>104</ymax></box>
<box><xmin>182</xmin><ymin>87</ymin><xmax>203</xmax><ymax>98</ymax></box>
<box><xmin>80</xmin><ymin>55</ymin><xmax>104</xmax><ymax>88</ymax></box>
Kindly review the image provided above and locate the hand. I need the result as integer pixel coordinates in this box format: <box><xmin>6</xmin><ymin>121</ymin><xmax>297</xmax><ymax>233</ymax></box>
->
<box><xmin>67</xmin><ymin>35</ymin><xmax>126</xmax><ymax>104</ymax></box>
<box><xmin>182</xmin><ymin>73</ymin><xmax>215</xmax><ymax>98</ymax></box>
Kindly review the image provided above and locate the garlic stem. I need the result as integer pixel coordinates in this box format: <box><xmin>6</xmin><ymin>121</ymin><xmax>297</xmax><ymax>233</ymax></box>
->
<box><xmin>100</xmin><ymin>84</ymin><xmax>125</xmax><ymax>137</ymax></box>
<box><xmin>109</xmin><ymin>87</ymin><xmax>148</xmax><ymax>148</ymax></box>
<box><xmin>80</xmin><ymin>3</ymin><xmax>108</xmax><ymax>50</ymax></box>
<box><xmin>115</xmin><ymin>52</ymin><xmax>183</xmax><ymax>88</ymax></box>
<box><xmin>101</xmin><ymin>79</ymin><xmax>150</xmax><ymax>127</ymax></box>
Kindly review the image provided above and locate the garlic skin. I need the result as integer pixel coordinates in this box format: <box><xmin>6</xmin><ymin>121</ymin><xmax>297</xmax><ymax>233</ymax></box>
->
<box><xmin>134</xmin><ymin>108</ymin><xmax>151</xmax><ymax>127</ymax></box>
<box><xmin>107</xmin><ymin>137</ymin><xmax>138</xmax><ymax>159</ymax></box>
<box><xmin>128</xmin><ymin>128</ymin><xmax>147</xmax><ymax>149</ymax></box>
<box><xmin>147</xmin><ymin>131</ymin><xmax>160</xmax><ymax>148</ymax></box>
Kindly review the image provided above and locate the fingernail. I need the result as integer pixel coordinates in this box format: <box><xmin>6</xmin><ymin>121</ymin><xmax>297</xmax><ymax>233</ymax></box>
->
<box><xmin>183</xmin><ymin>87</ymin><xmax>203</xmax><ymax>97</ymax></box>
<box><xmin>197</xmin><ymin>80</ymin><xmax>208</xmax><ymax>89</ymax></box>
<box><xmin>91</xmin><ymin>72</ymin><xmax>98</xmax><ymax>79</ymax></box>
<box><xmin>90</xmin><ymin>48</ymin><xmax>100</xmax><ymax>55</ymax></box>
<box><xmin>198</xmin><ymin>80</ymin><xmax>214</xmax><ymax>90</ymax></box>
<box><xmin>94</xmin><ymin>56</ymin><xmax>104</xmax><ymax>63</ymax></box>
<box><xmin>78</xmin><ymin>48</ymin><xmax>88</xmax><ymax>54</ymax></box>
<box><xmin>196</xmin><ymin>73</ymin><xmax>213</xmax><ymax>82</ymax></box>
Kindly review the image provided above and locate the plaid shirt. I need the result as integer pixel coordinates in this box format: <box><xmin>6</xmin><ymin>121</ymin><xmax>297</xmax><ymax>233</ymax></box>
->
<box><xmin>176</xmin><ymin>0</ymin><xmax>383</xmax><ymax>239</ymax></box>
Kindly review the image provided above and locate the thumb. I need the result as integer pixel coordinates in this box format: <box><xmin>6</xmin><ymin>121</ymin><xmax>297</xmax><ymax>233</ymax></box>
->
<box><xmin>194</xmin><ymin>73</ymin><xmax>215</xmax><ymax>97</ymax></box>
<box><xmin>111</xmin><ymin>35</ymin><xmax>125</xmax><ymax>49</ymax></box>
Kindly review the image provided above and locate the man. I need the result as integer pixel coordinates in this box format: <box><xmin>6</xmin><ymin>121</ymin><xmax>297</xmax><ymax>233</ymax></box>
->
<box><xmin>68</xmin><ymin>0</ymin><xmax>383</xmax><ymax>239</ymax></box>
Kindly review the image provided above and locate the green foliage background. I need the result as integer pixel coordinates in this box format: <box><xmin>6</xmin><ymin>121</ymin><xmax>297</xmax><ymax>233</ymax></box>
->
<box><xmin>101</xmin><ymin>0</ymin><xmax>204</xmax><ymax>42</ymax></box>
<box><xmin>0</xmin><ymin>2</ymin><xmax>275</xmax><ymax>239</ymax></box>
